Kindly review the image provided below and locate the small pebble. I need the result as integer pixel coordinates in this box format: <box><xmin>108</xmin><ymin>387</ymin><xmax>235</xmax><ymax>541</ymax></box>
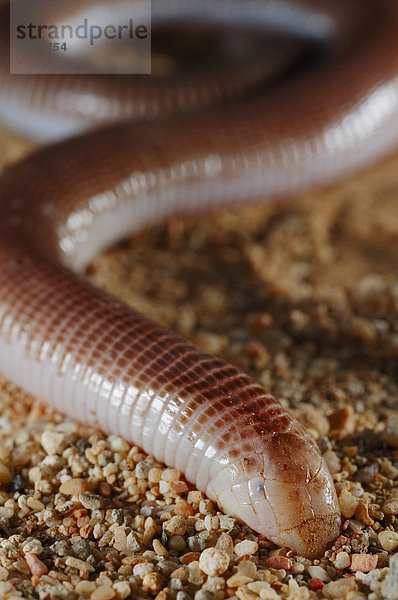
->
<box><xmin>79</xmin><ymin>492</ymin><xmax>104</xmax><ymax>510</ymax></box>
<box><xmin>22</xmin><ymin>539</ymin><xmax>42</xmax><ymax>555</ymax></box>
<box><xmin>307</xmin><ymin>565</ymin><xmax>329</xmax><ymax>581</ymax></box>
<box><xmin>216</xmin><ymin>532</ymin><xmax>234</xmax><ymax>555</ymax></box>
<box><xmin>218</xmin><ymin>515</ymin><xmax>235</xmax><ymax>530</ymax></box>
<box><xmin>194</xmin><ymin>591</ymin><xmax>214</xmax><ymax>600</ymax></box>
<box><xmin>188</xmin><ymin>561</ymin><xmax>205</xmax><ymax>586</ymax></box>
<box><xmin>41</xmin><ymin>431</ymin><xmax>67</xmax><ymax>455</ymax></box>
<box><xmin>76</xmin><ymin>581</ymin><xmax>96</xmax><ymax>595</ymax></box>
<box><xmin>322</xmin><ymin>578</ymin><xmax>359</xmax><ymax>598</ymax></box>
<box><xmin>356</xmin><ymin>464</ymin><xmax>378</xmax><ymax>484</ymax></box>
<box><xmin>247</xmin><ymin>581</ymin><xmax>269</xmax><ymax>594</ymax></box>
<box><xmin>308</xmin><ymin>578</ymin><xmax>324</xmax><ymax>591</ymax></box>
<box><xmin>109</xmin><ymin>436</ymin><xmax>130</xmax><ymax>453</ymax></box>
<box><xmin>180</xmin><ymin>553</ymin><xmax>201</xmax><ymax>565</ymax></box>
<box><xmin>258</xmin><ymin>582</ymin><xmax>280</xmax><ymax>599</ymax></box>
<box><xmin>174</xmin><ymin>499</ymin><xmax>194</xmax><ymax>518</ymax></box>
<box><xmin>59</xmin><ymin>478</ymin><xmax>91</xmax><ymax>495</ymax></box>
<box><xmin>148</xmin><ymin>467</ymin><xmax>162</xmax><ymax>484</ymax></box>
<box><xmin>98</xmin><ymin>481</ymin><xmax>111</xmax><ymax>496</ymax></box>
<box><xmin>65</xmin><ymin>556</ymin><xmax>95</xmax><ymax>572</ymax></box>
<box><xmin>323</xmin><ymin>450</ymin><xmax>341</xmax><ymax>474</ymax></box>
<box><xmin>27</xmin><ymin>497</ymin><xmax>45</xmax><ymax>511</ymax></box>
<box><xmin>176</xmin><ymin>593</ymin><xmax>191</xmax><ymax>600</ymax></box>
<box><xmin>0</xmin><ymin>506</ymin><xmax>14</xmax><ymax>518</ymax></box>
<box><xmin>143</xmin><ymin>572</ymin><xmax>163</xmax><ymax>593</ymax></box>
<box><xmin>226</xmin><ymin>573</ymin><xmax>253</xmax><ymax>588</ymax></box>
<box><xmin>333</xmin><ymin>551</ymin><xmax>351</xmax><ymax>569</ymax></box>
<box><xmin>266</xmin><ymin>556</ymin><xmax>292</xmax><ymax>571</ymax></box>
<box><xmin>238</xmin><ymin>560</ymin><xmax>257</xmax><ymax>578</ymax></box>
<box><xmin>135</xmin><ymin>459</ymin><xmax>154</xmax><ymax>479</ymax></box>
<box><xmin>25</xmin><ymin>553</ymin><xmax>48</xmax><ymax>577</ymax></box>
<box><xmin>159</xmin><ymin>480</ymin><xmax>170</xmax><ymax>494</ymax></box>
<box><xmin>169</xmin><ymin>535</ymin><xmax>186</xmax><ymax>551</ymax></box>
<box><xmin>234</xmin><ymin>540</ymin><xmax>258</xmax><ymax>557</ymax></box>
<box><xmin>91</xmin><ymin>585</ymin><xmax>115</xmax><ymax>600</ymax></box>
<box><xmin>383</xmin><ymin>497</ymin><xmax>398</xmax><ymax>515</ymax></box>
<box><xmin>162</xmin><ymin>468</ymin><xmax>181</xmax><ymax>482</ymax></box>
<box><xmin>154</xmin><ymin>590</ymin><xmax>175</xmax><ymax>600</ymax></box>
<box><xmin>350</xmin><ymin>553</ymin><xmax>378</xmax><ymax>573</ymax></box>
<box><xmin>378</xmin><ymin>530</ymin><xmax>398</xmax><ymax>552</ymax></box>
<box><xmin>171</xmin><ymin>567</ymin><xmax>189</xmax><ymax>582</ymax></box>
<box><xmin>339</xmin><ymin>489</ymin><xmax>358</xmax><ymax>518</ymax></box>
<box><xmin>72</xmin><ymin>539</ymin><xmax>92</xmax><ymax>560</ymax></box>
<box><xmin>328</xmin><ymin>406</ymin><xmax>356</xmax><ymax>438</ymax></box>
<box><xmin>165</xmin><ymin>515</ymin><xmax>187</xmax><ymax>536</ymax></box>
<box><xmin>113</xmin><ymin>526</ymin><xmax>128</xmax><ymax>552</ymax></box>
<box><xmin>153</xmin><ymin>538</ymin><xmax>168</xmax><ymax>557</ymax></box>
<box><xmin>133</xmin><ymin>563</ymin><xmax>154</xmax><ymax>578</ymax></box>
<box><xmin>199</xmin><ymin>499</ymin><xmax>216</xmax><ymax>515</ymax></box>
<box><xmin>355</xmin><ymin>499</ymin><xmax>373</xmax><ymax>525</ymax></box>
<box><xmin>113</xmin><ymin>581</ymin><xmax>130</xmax><ymax>600</ymax></box>
<box><xmin>199</xmin><ymin>548</ymin><xmax>230</xmax><ymax>576</ymax></box>
<box><xmin>6</xmin><ymin>474</ymin><xmax>26</xmax><ymax>492</ymax></box>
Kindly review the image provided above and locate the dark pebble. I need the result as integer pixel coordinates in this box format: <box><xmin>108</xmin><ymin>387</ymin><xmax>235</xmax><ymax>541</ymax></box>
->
<box><xmin>75</xmin><ymin>439</ymin><xmax>91</xmax><ymax>452</ymax></box>
<box><xmin>7</xmin><ymin>474</ymin><xmax>27</xmax><ymax>493</ymax></box>
<box><xmin>72</xmin><ymin>539</ymin><xmax>92</xmax><ymax>560</ymax></box>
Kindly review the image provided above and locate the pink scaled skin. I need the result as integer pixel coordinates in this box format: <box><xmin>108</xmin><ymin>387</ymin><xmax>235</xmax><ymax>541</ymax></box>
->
<box><xmin>1</xmin><ymin>0</ymin><xmax>398</xmax><ymax>557</ymax></box>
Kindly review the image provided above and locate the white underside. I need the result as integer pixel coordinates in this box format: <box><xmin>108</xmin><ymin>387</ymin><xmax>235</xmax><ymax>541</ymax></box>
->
<box><xmin>0</xmin><ymin>97</ymin><xmax>86</xmax><ymax>142</ymax></box>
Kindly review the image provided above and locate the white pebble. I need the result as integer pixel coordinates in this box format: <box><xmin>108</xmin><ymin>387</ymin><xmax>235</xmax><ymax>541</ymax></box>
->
<box><xmin>41</xmin><ymin>431</ymin><xmax>67</xmax><ymax>455</ymax></box>
<box><xmin>109</xmin><ymin>436</ymin><xmax>130</xmax><ymax>453</ymax></box>
<box><xmin>133</xmin><ymin>563</ymin><xmax>154</xmax><ymax>579</ymax></box>
<box><xmin>234</xmin><ymin>540</ymin><xmax>258</xmax><ymax>557</ymax></box>
<box><xmin>308</xmin><ymin>565</ymin><xmax>329</xmax><ymax>581</ymax></box>
<box><xmin>378</xmin><ymin>530</ymin><xmax>398</xmax><ymax>552</ymax></box>
<box><xmin>339</xmin><ymin>489</ymin><xmax>358</xmax><ymax>518</ymax></box>
<box><xmin>333</xmin><ymin>551</ymin><xmax>351</xmax><ymax>570</ymax></box>
<box><xmin>237</xmin><ymin>560</ymin><xmax>257</xmax><ymax>578</ymax></box>
<box><xmin>199</xmin><ymin>548</ymin><xmax>230</xmax><ymax>576</ymax></box>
